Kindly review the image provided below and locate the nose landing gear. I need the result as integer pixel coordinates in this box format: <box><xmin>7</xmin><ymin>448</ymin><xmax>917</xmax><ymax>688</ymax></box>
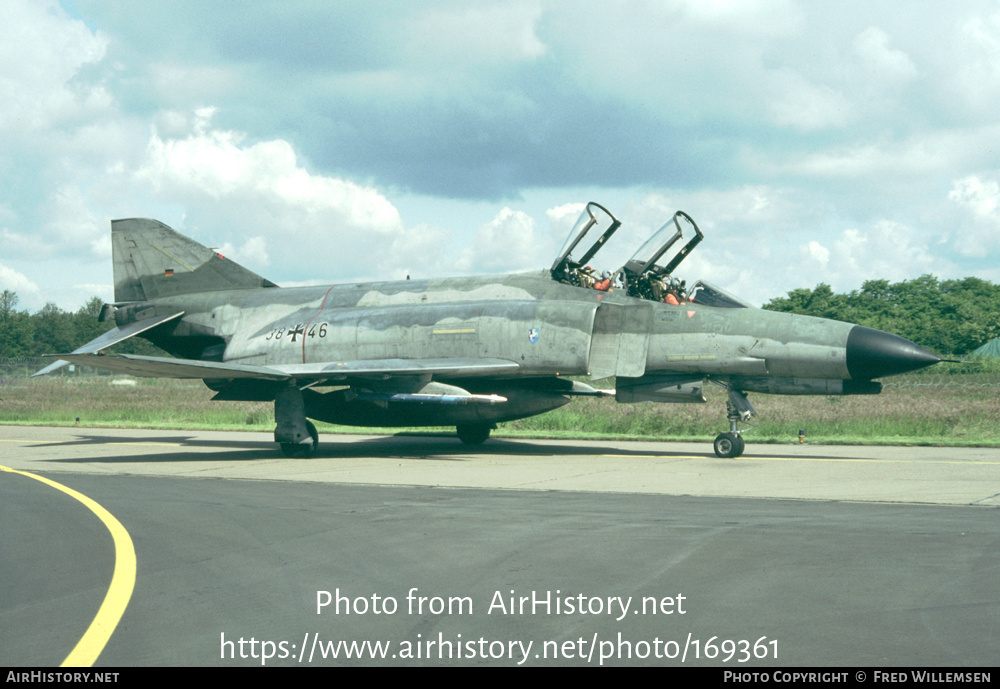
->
<box><xmin>714</xmin><ymin>388</ymin><xmax>755</xmax><ymax>458</ymax></box>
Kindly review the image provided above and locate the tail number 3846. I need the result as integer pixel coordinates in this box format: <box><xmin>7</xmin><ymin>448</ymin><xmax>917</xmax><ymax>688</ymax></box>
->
<box><xmin>264</xmin><ymin>322</ymin><xmax>328</xmax><ymax>343</ymax></box>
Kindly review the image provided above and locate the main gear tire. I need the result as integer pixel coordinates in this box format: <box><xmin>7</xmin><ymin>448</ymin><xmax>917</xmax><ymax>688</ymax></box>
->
<box><xmin>280</xmin><ymin>421</ymin><xmax>319</xmax><ymax>457</ymax></box>
<box><xmin>456</xmin><ymin>424</ymin><xmax>491</xmax><ymax>445</ymax></box>
<box><xmin>713</xmin><ymin>432</ymin><xmax>745</xmax><ymax>458</ymax></box>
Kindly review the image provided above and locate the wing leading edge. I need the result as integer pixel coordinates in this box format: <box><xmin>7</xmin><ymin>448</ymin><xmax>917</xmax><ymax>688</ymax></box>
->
<box><xmin>43</xmin><ymin>352</ymin><xmax>521</xmax><ymax>382</ymax></box>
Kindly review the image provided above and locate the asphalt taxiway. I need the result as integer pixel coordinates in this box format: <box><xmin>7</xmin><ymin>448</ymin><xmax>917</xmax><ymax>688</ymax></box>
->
<box><xmin>1</xmin><ymin>426</ymin><xmax>997</xmax><ymax>666</ymax></box>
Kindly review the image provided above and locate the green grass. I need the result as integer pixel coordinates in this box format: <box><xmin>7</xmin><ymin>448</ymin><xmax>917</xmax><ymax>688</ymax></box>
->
<box><xmin>2</xmin><ymin>374</ymin><xmax>999</xmax><ymax>446</ymax></box>
<box><xmin>504</xmin><ymin>384</ymin><xmax>1000</xmax><ymax>446</ymax></box>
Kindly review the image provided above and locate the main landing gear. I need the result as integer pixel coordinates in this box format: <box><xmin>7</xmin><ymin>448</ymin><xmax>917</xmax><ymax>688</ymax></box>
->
<box><xmin>275</xmin><ymin>384</ymin><xmax>319</xmax><ymax>457</ymax></box>
<box><xmin>280</xmin><ymin>420</ymin><xmax>318</xmax><ymax>458</ymax></box>
<box><xmin>456</xmin><ymin>423</ymin><xmax>494</xmax><ymax>445</ymax></box>
<box><xmin>713</xmin><ymin>388</ymin><xmax>755</xmax><ymax>458</ymax></box>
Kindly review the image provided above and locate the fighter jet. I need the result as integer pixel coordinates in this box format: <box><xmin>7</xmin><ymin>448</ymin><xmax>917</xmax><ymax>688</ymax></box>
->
<box><xmin>35</xmin><ymin>203</ymin><xmax>944</xmax><ymax>457</ymax></box>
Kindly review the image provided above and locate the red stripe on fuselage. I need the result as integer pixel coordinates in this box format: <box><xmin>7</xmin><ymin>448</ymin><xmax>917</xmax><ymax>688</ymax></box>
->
<box><xmin>301</xmin><ymin>285</ymin><xmax>337</xmax><ymax>363</ymax></box>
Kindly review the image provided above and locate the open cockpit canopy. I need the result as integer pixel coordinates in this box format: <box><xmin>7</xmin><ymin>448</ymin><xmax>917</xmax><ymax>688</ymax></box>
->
<box><xmin>619</xmin><ymin>210</ymin><xmax>703</xmax><ymax>303</ymax></box>
<box><xmin>550</xmin><ymin>204</ymin><xmax>747</xmax><ymax>308</ymax></box>
<box><xmin>621</xmin><ymin>211</ymin><xmax>703</xmax><ymax>281</ymax></box>
<box><xmin>550</xmin><ymin>202</ymin><xmax>621</xmax><ymax>290</ymax></box>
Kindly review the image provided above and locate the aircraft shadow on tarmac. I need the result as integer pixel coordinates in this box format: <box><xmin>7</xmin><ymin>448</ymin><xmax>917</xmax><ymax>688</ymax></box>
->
<box><xmin>25</xmin><ymin>431</ymin><xmax>849</xmax><ymax>464</ymax></box>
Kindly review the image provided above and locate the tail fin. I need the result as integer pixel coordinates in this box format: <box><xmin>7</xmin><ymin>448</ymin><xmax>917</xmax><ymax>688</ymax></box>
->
<box><xmin>112</xmin><ymin>218</ymin><xmax>277</xmax><ymax>302</ymax></box>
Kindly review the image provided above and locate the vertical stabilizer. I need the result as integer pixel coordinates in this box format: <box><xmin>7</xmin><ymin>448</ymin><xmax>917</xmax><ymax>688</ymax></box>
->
<box><xmin>112</xmin><ymin>218</ymin><xmax>277</xmax><ymax>302</ymax></box>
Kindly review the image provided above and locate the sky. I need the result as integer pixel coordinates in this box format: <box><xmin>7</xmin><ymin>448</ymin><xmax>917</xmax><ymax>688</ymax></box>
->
<box><xmin>3</xmin><ymin>0</ymin><xmax>1000</xmax><ymax>313</ymax></box>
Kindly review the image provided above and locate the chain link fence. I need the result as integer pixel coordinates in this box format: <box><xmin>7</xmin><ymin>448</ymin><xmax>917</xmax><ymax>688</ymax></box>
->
<box><xmin>0</xmin><ymin>357</ymin><xmax>112</xmax><ymax>380</ymax></box>
<box><xmin>883</xmin><ymin>372</ymin><xmax>1000</xmax><ymax>389</ymax></box>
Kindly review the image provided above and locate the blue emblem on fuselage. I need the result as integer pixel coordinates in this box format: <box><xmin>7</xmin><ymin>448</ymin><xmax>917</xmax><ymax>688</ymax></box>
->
<box><xmin>528</xmin><ymin>327</ymin><xmax>539</xmax><ymax>344</ymax></box>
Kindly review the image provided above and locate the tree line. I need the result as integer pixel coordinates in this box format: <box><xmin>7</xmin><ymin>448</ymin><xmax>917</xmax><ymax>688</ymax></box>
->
<box><xmin>3</xmin><ymin>275</ymin><xmax>999</xmax><ymax>360</ymax></box>
<box><xmin>0</xmin><ymin>290</ymin><xmax>159</xmax><ymax>359</ymax></box>
<box><xmin>762</xmin><ymin>275</ymin><xmax>1000</xmax><ymax>357</ymax></box>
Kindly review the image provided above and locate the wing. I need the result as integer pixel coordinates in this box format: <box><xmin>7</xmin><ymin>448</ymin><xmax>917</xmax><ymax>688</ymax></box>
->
<box><xmin>42</xmin><ymin>352</ymin><xmax>521</xmax><ymax>382</ymax></box>
<box><xmin>42</xmin><ymin>352</ymin><xmax>288</xmax><ymax>380</ymax></box>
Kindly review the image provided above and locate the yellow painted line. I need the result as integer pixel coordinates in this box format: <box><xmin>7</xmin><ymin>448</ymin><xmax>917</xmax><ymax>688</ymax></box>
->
<box><xmin>432</xmin><ymin>328</ymin><xmax>477</xmax><ymax>335</ymax></box>
<box><xmin>0</xmin><ymin>466</ymin><xmax>136</xmax><ymax>667</ymax></box>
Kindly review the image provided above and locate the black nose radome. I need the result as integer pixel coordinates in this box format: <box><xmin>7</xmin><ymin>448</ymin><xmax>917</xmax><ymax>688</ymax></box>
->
<box><xmin>846</xmin><ymin>325</ymin><xmax>942</xmax><ymax>380</ymax></box>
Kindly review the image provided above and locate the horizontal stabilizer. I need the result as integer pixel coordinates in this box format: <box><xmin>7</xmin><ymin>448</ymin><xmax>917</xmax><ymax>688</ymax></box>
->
<box><xmin>32</xmin><ymin>311</ymin><xmax>184</xmax><ymax>377</ymax></box>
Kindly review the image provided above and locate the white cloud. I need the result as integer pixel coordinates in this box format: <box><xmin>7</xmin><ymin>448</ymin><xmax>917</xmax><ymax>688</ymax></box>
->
<box><xmin>140</xmin><ymin>110</ymin><xmax>401</xmax><ymax>232</ymax></box>
<box><xmin>852</xmin><ymin>26</ymin><xmax>918</xmax><ymax>85</ymax></box>
<box><xmin>147</xmin><ymin>63</ymin><xmax>244</xmax><ymax>105</ymax></box>
<box><xmin>0</xmin><ymin>0</ymin><xmax>110</xmax><ymax>134</ymax></box>
<box><xmin>0</xmin><ymin>228</ymin><xmax>37</xmax><ymax>256</ymax></box>
<box><xmin>794</xmin><ymin>221</ymin><xmax>937</xmax><ymax>290</ymax></box>
<box><xmin>456</xmin><ymin>207</ymin><xmax>542</xmax><ymax>273</ymax></box>
<box><xmin>766</xmin><ymin>70</ymin><xmax>854</xmax><ymax>132</ymax></box>
<box><xmin>949</xmin><ymin>175</ymin><xmax>1000</xmax><ymax>220</ymax></box>
<box><xmin>45</xmin><ymin>186</ymin><xmax>107</xmax><ymax>258</ymax></box>
<box><xmin>773</xmin><ymin>124</ymin><xmax>1000</xmax><ymax>186</ymax></box>
<box><xmin>372</xmin><ymin>221</ymin><xmax>454</xmax><ymax>281</ymax></box>
<box><xmin>217</xmin><ymin>236</ymin><xmax>270</xmax><ymax>268</ymax></box>
<box><xmin>948</xmin><ymin>174</ymin><xmax>1000</xmax><ymax>256</ymax></box>
<box><xmin>673</xmin><ymin>0</ymin><xmax>803</xmax><ymax>35</ymax></box>
<box><xmin>546</xmin><ymin>202</ymin><xmax>586</xmax><ymax>226</ymax></box>
<box><xmin>954</xmin><ymin>11</ymin><xmax>1000</xmax><ymax>115</ymax></box>
<box><xmin>0</xmin><ymin>262</ymin><xmax>40</xmax><ymax>298</ymax></box>
<box><xmin>134</xmin><ymin>109</ymin><xmax>408</xmax><ymax>281</ymax></box>
<box><xmin>406</xmin><ymin>2</ymin><xmax>547</xmax><ymax>65</ymax></box>
<box><xmin>803</xmin><ymin>241</ymin><xmax>830</xmax><ymax>268</ymax></box>
<box><xmin>545</xmin><ymin>202</ymin><xmax>587</xmax><ymax>249</ymax></box>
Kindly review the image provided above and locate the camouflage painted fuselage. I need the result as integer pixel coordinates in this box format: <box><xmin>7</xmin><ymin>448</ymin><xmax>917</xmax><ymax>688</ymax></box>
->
<box><xmin>122</xmin><ymin>269</ymin><xmax>881</xmax><ymax>427</ymax></box>
<box><xmin>138</xmin><ymin>272</ymin><xmax>855</xmax><ymax>374</ymax></box>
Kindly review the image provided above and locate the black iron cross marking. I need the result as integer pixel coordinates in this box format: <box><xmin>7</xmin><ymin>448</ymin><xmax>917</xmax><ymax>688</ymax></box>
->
<box><xmin>287</xmin><ymin>324</ymin><xmax>306</xmax><ymax>343</ymax></box>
